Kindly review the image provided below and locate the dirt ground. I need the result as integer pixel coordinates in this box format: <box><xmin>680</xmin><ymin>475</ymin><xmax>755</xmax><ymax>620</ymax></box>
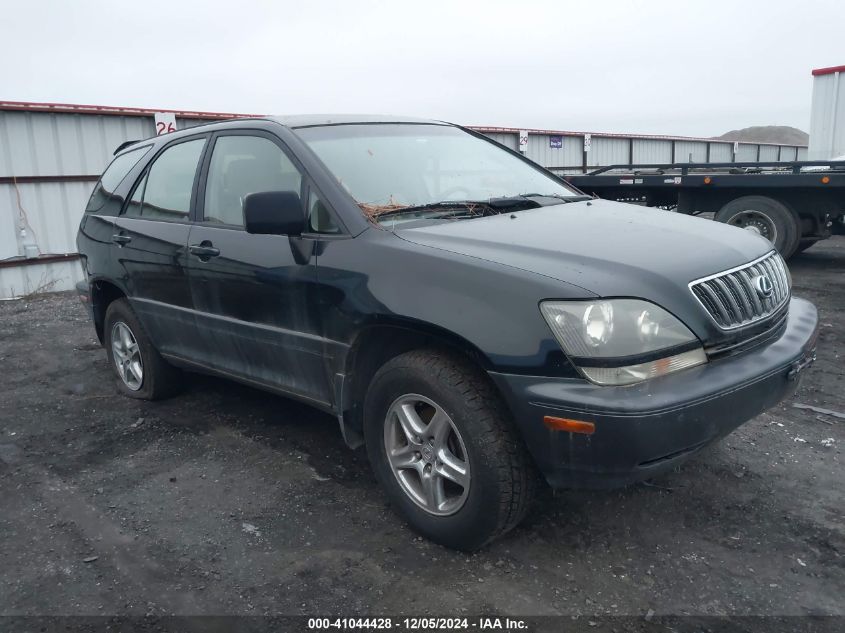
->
<box><xmin>0</xmin><ymin>238</ymin><xmax>842</xmax><ymax>625</ymax></box>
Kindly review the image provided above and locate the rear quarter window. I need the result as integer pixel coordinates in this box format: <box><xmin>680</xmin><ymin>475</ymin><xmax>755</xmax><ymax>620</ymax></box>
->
<box><xmin>85</xmin><ymin>145</ymin><xmax>151</xmax><ymax>213</ymax></box>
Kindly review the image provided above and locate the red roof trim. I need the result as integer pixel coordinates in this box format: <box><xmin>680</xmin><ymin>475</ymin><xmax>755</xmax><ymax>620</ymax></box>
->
<box><xmin>0</xmin><ymin>100</ymin><xmax>807</xmax><ymax>148</ymax></box>
<box><xmin>812</xmin><ymin>65</ymin><xmax>845</xmax><ymax>77</ymax></box>
<box><xmin>0</xmin><ymin>100</ymin><xmax>262</xmax><ymax>119</ymax></box>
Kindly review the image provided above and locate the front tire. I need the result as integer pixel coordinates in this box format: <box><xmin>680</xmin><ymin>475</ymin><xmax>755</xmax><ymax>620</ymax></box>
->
<box><xmin>363</xmin><ymin>349</ymin><xmax>536</xmax><ymax>550</ymax></box>
<box><xmin>714</xmin><ymin>196</ymin><xmax>800</xmax><ymax>257</ymax></box>
<box><xmin>104</xmin><ymin>298</ymin><xmax>182</xmax><ymax>400</ymax></box>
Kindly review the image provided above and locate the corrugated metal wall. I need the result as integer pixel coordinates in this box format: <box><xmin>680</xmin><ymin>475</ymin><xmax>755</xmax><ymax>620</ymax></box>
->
<box><xmin>674</xmin><ymin>141</ymin><xmax>707</xmax><ymax>163</ymax></box>
<box><xmin>0</xmin><ymin>111</ymin><xmax>154</xmax><ymax>177</ymax></box>
<box><xmin>759</xmin><ymin>145</ymin><xmax>779</xmax><ymax>161</ymax></box>
<box><xmin>808</xmin><ymin>67</ymin><xmax>844</xmax><ymax>159</ymax></box>
<box><xmin>632</xmin><ymin>139</ymin><xmax>673</xmax><ymax>164</ymax></box>
<box><xmin>709</xmin><ymin>143</ymin><xmax>733</xmax><ymax>162</ymax></box>
<box><xmin>0</xmin><ymin>109</ymin><xmax>211</xmax><ymax>297</ymax></box>
<box><xmin>587</xmin><ymin>138</ymin><xmax>629</xmax><ymax>168</ymax></box>
<box><xmin>0</xmin><ymin>104</ymin><xmax>811</xmax><ymax>298</ymax></box>
<box><xmin>475</xmin><ymin>129</ymin><xmax>803</xmax><ymax>172</ymax></box>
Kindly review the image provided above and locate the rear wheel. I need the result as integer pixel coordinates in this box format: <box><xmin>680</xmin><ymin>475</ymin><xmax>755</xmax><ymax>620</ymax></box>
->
<box><xmin>363</xmin><ymin>349</ymin><xmax>537</xmax><ymax>551</ymax></box>
<box><xmin>104</xmin><ymin>299</ymin><xmax>182</xmax><ymax>400</ymax></box>
<box><xmin>715</xmin><ymin>196</ymin><xmax>800</xmax><ymax>257</ymax></box>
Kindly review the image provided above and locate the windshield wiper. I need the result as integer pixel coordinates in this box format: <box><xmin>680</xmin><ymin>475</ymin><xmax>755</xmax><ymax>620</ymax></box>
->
<box><xmin>372</xmin><ymin>199</ymin><xmax>501</xmax><ymax>220</ymax></box>
<box><xmin>371</xmin><ymin>194</ymin><xmax>590</xmax><ymax>222</ymax></box>
<box><xmin>519</xmin><ymin>193</ymin><xmax>593</xmax><ymax>203</ymax></box>
<box><xmin>388</xmin><ymin>200</ymin><xmax>481</xmax><ymax>214</ymax></box>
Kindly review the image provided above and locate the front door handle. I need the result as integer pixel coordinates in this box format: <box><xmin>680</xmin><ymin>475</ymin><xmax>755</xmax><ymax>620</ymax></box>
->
<box><xmin>112</xmin><ymin>234</ymin><xmax>132</xmax><ymax>246</ymax></box>
<box><xmin>189</xmin><ymin>243</ymin><xmax>221</xmax><ymax>259</ymax></box>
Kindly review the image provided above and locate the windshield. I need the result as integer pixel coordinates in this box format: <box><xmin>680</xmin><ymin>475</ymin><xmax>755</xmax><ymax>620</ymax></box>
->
<box><xmin>295</xmin><ymin>124</ymin><xmax>580</xmax><ymax>221</ymax></box>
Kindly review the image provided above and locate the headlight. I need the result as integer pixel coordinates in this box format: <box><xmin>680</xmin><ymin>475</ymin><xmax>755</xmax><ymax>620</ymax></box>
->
<box><xmin>540</xmin><ymin>299</ymin><xmax>706</xmax><ymax>386</ymax></box>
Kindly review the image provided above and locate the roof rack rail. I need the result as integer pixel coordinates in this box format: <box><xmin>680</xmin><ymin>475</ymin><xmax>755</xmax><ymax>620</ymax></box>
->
<box><xmin>113</xmin><ymin>140</ymin><xmax>141</xmax><ymax>155</ymax></box>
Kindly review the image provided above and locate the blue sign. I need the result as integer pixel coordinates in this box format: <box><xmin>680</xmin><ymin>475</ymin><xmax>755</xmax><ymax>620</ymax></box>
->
<box><xmin>549</xmin><ymin>136</ymin><xmax>563</xmax><ymax>149</ymax></box>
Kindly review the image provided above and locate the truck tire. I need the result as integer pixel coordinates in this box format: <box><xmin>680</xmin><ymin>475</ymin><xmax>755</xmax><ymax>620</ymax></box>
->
<box><xmin>104</xmin><ymin>298</ymin><xmax>183</xmax><ymax>400</ymax></box>
<box><xmin>363</xmin><ymin>349</ymin><xmax>537</xmax><ymax>551</ymax></box>
<box><xmin>714</xmin><ymin>196</ymin><xmax>800</xmax><ymax>258</ymax></box>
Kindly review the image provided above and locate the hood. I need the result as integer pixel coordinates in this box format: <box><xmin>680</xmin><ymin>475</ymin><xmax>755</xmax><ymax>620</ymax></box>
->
<box><xmin>396</xmin><ymin>199</ymin><xmax>774</xmax><ymax>340</ymax></box>
<box><xmin>397</xmin><ymin>199</ymin><xmax>772</xmax><ymax>296</ymax></box>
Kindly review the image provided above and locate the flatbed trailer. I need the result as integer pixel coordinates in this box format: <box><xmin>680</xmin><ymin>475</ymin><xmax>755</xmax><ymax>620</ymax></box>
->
<box><xmin>564</xmin><ymin>160</ymin><xmax>845</xmax><ymax>257</ymax></box>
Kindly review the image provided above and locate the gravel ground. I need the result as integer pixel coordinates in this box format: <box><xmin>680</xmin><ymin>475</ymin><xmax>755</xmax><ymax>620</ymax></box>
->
<box><xmin>0</xmin><ymin>238</ymin><xmax>842</xmax><ymax>624</ymax></box>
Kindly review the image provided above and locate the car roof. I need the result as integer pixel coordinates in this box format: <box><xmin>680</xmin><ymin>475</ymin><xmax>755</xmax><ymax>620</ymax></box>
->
<box><xmin>269</xmin><ymin>114</ymin><xmax>449</xmax><ymax>128</ymax></box>
<box><xmin>113</xmin><ymin>115</ymin><xmax>453</xmax><ymax>157</ymax></box>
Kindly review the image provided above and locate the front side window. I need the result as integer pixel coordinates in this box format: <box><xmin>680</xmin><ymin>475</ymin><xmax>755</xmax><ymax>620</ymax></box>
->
<box><xmin>203</xmin><ymin>135</ymin><xmax>302</xmax><ymax>227</ymax></box>
<box><xmin>308</xmin><ymin>190</ymin><xmax>340</xmax><ymax>234</ymax></box>
<box><xmin>85</xmin><ymin>145</ymin><xmax>151</xmax><ymax>212</ymax></box>
<box><xmin>125</xmin><ymin>138</ymin><xmax>205</xmax><ymax>220</ymax></box>
<box><xmin>295</xmin><ymin>124</ymin><xmax>579</xmax><ymax>223</ymax></box>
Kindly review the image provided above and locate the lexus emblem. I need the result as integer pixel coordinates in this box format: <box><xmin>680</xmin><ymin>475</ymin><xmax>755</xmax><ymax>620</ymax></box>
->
<box><xmin>753</xmin><ymin>274</ymin><xmax>774</xmax><ymax>299</ymax></box>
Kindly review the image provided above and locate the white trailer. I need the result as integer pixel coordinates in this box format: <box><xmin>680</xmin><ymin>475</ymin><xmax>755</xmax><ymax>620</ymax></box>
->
<box><xmin>809</xmin><ymin>65</ymin><xmax>845</xmax><ymax>159</ymax></box>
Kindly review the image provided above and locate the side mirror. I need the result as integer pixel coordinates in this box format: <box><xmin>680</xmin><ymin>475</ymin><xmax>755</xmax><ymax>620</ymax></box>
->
<box><xmin>243</xmin><ymin>191</ymin><xmax>304</xmax><ymax>236</ymax></box>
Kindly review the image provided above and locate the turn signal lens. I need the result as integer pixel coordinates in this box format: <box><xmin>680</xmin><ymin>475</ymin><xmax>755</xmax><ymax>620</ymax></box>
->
<box><xmin>543</xmin><ymin>416</ymin><xmax>595</xmax><ymax>435</ymax></box>
<box><xmin>704</xmin><ymin>177</ymin><xmax>712</xmax><ymax>184</ymax></box>
<box><xmin>821</xmin><ymin>176</ymin><xmax>830</xmax><ymax>184</ymax></box>
<box><xmin>579</xmin><ymin>347</ymin><xmax>707</xmax><ymax>386</ymax></box>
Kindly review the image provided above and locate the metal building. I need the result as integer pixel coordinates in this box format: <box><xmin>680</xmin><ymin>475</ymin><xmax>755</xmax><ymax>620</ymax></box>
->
<box><xmin>474</xmin><ymin>127</ymin><xmax>805</xmax><ymax>173</ymax></box>
<box><xmin>0</xmin><ymin>101</ymin><xmax>808</xmax><ymax>299</ymax></box>
<box><xmin>808</xmin><ymin>65</ymin><xmax>845</xmax><ymax>159</ymax></box>
<box><xmin>0</xmin><ymin>102</ymin><xmax>251</xmax><ymax>298</ymax></box>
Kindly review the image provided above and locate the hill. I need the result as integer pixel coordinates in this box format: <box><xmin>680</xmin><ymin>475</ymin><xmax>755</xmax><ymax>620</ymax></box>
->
<box><xmin>715</xmin><ymin>126</ymin><xmax>808</xmax><ymax>145</ymax></box>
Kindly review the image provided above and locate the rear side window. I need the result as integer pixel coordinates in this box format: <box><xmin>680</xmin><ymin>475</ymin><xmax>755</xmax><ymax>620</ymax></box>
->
<box><xmin>125</xmin><ymin>139</ymin><xmax>206</xmax><ymax>221</ymax></box>
<box><xmin>85</xmin><ymin>145</ymin><xmax>150</xmax><ymax>212</ymax></box>
<box><xmin>203</xmin><ymin>135</ymin><xmax>302</xmax><ymax>227</ymax></box>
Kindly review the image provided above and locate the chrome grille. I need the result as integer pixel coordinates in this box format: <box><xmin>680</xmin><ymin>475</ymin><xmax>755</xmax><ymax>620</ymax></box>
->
<box><xmin>690</xmin><ymin>251</ymin><xmax>791</xmax><ymax>330</ymax></box>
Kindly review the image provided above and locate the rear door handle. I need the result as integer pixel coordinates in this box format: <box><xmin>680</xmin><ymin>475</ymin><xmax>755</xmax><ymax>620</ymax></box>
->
<box><xmin>189</xmin><ymin>243</ymin><xmax>221</xmax><ymax>259</ymax></box>
<box><xmin>112</xmin><ymin>234</ymin><xmax>132</xmax><ymax>246</ymax></box>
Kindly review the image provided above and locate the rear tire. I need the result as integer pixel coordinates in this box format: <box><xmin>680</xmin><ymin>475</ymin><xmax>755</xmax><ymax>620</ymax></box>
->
<box><xmin>363</xmin><ymin>349</ymin><xmax>537</xmax><ymax>551</ymax></box>
<box><xmin>104</xmin><ymin>298</ymin><xmax>183</xmax><ymax>400</ymax></box>
<box><xmin>715</xmin><ymin>196</ymin><xmax>800</xmax><ymax>258</ymax></box>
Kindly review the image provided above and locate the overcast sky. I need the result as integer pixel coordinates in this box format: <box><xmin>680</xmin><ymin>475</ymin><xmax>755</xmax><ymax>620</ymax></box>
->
<box><xmin>3</xmin><ymin>0</ymin><xmax>842</xmax><ymax>137</ymax></box>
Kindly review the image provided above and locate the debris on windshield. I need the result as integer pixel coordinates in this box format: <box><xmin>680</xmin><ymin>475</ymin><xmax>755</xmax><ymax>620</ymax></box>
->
<box><xmin>359</xmin><ymin>201</ymin><xmax>409</xmax><ymax>220</ymax></box>
<box><xmin>359</xmin><ymin>200</ymin><xmax>491</xmax><ymax>223</ymax></box>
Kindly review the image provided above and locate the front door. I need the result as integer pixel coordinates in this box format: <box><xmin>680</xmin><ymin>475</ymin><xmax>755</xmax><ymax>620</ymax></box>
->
<box><xmin>185</xmin><ymin>132</ymin><xmax>330</xmax><ymax>406</ymax></box>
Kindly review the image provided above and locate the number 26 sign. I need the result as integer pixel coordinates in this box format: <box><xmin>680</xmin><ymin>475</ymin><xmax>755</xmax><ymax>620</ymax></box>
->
<box><xmin>154</xmin><ymin>112</ymin><xmax>177</xmax><ymax>135</ymax></box>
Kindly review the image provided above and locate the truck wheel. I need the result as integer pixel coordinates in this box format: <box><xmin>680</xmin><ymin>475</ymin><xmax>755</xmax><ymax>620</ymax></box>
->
<box><xmin>363</xmin><ymin>349</ymin><xmax>537</xmax><ymax>551</ymax></box>
<box><xmin>104</xmin><ymin>298</ymin><xmax>182</xmax><ymax>400</ymax></box>
<box><xmin>715</xmin><ymin>196</ymin><xmax>800</xmax><ymax>257</ymax></box>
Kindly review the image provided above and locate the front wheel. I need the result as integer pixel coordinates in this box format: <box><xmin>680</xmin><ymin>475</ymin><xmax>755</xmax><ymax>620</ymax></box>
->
<box><xmin>714</xmin><ymin>196</ymin><xmax>800</xmax><ymax>257</ymax></box>
<box><xmin>364</xmin><ymin>349</ymin><xmax>537</xmax><ymax>550</ymax></box>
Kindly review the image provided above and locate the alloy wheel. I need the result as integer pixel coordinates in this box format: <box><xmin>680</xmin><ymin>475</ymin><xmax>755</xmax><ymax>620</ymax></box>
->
<box><xmin>383</xmin><ymin>394</ymin><xmax>471</xmax><ymax>516</ymax></box>
<box><xmin>111</xmin><ymin>321</ymin><xmax>143</xmax><ymax>391</ymax></box>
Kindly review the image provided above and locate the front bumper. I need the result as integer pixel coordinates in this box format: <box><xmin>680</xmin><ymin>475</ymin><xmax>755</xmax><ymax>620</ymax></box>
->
<box><xmin>489</xmin><ymin>297</ymin><xmax>819</xmax><ymax>489</ymax></box>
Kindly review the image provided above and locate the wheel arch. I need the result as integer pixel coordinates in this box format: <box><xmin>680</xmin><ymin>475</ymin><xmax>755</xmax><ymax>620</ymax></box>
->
<box><xmin>89</xmin><ymin>278</ymin><xmax>128</xmax><ymax>344</ymax></box>
<box><xmin>336</xmin><ymin>319</ymin><xmax>499</xmax><ymax>448</ymax></box>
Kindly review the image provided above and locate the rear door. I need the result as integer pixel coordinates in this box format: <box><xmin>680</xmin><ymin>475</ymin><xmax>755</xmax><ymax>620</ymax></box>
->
<box><xmin>185</xmin><ymin>130</ymin><xmax>330</xmax><ymax>406</ymax></box>
<box><xmin>113</xmin><ymin>135</ymin><xmax>207</xmax><ymax>358</ymax></box>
